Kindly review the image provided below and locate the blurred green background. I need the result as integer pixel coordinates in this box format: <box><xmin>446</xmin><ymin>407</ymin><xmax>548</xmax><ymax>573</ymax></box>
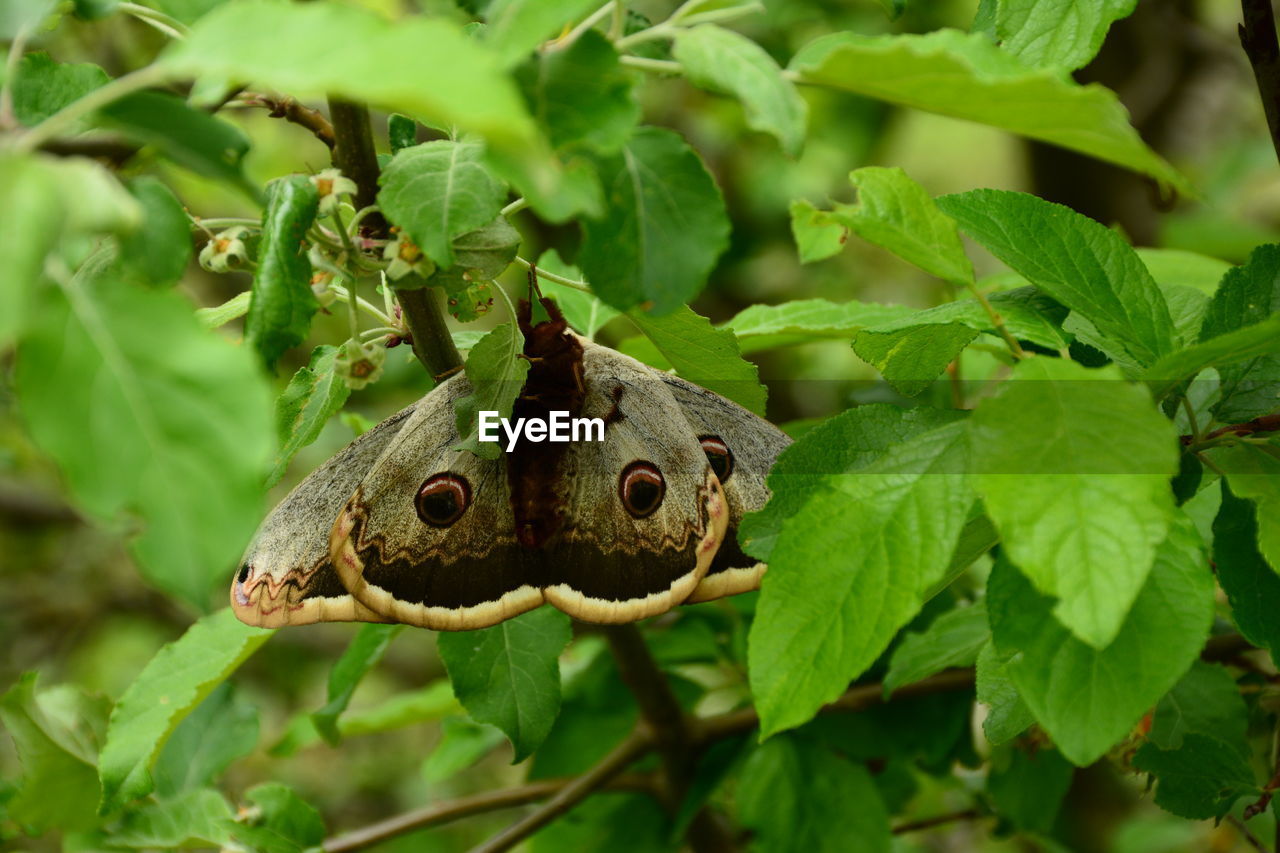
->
<box><xmin>3</xmin><ymin>0</ymin><xmax>1279</xmax><ymax>849</ymax></box>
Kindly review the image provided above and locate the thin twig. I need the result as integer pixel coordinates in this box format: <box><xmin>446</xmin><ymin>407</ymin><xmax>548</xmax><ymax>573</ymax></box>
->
<box><xmin>892</xmin><ymin>808</ymin><xmax>983</xmax><ymax>835</ymax></box>
<box><xmin>618</xmin><ymin>55</ymin><xmax>685</xmax><ymax>75</ymax></box>
<box><xmin>1240</xmin><ymin>0</ymin><xmax>1280</xmax><ymax>165</ymax></box>
<box><xmin>467</xmin><ymin>731</ymin><xmax>650</xmax><ymax>853</ymax></box>
<box><xmin>323</xmin><ymin>773</ymin><xmax>657</xmax><ymax>853</ymax></box>
<box><xmin>1228</xmin><ymin>814</ymin><xmax>1270</xmax><ymax>853</ymax></box>
<box><xmin>965</xmin><ymin>284</ymin><xmax>1026</xmax><ymax>359</ymax></box>
<box><xmin>234</xmin><ymin>94</ymin><xmax>335</xmax><ymax>149</ymax></box>
<box><xmin>696</xmin><ymin>668</ymin><xmax>977</xmax><ymax>744</ymax></box>
<box><xmin>118</xmin><ymin>1</ymin><xmax>189</xmax><ymax>39</ymax></box>
<box><xmin>512</xmin><ymin>255</ymin><xmax>593</xmax><ymax>293</ymax></box>
<box><xmin>0</xmin><ymin>25</ymin><xmax>30</xmax><ymax>129</ymax></box>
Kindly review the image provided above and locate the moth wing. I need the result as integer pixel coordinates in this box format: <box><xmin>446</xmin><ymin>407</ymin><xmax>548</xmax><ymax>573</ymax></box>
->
<box><xmin>542</xmin><ymin>342</ymin><xmax>728</xmax><ymax>623</ymax></box>
<box><xmin>653</xmin><ymin>371</ymin><xmax>792</xmax><ymax>602</ymax></box>
<box><xmin>329</xmin><ymin>375</ymin><xmax>542</xmax><ymax>630</ymax></box>
<box><xmin>232</xmin><ymin>401</ymin><xmax>419</xmax><ymax>627</ymax></box>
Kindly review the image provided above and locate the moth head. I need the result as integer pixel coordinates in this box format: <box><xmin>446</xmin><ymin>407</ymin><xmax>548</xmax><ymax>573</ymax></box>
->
<box><xmin>415</xmin><ymin>472</ymin><xmax>471</xmax><ymax>527</ymax></box>
<box><xmin>618</xmin><ymin>460</ymin><xmax>666</xmax><ymax>519</ymax></box>
<box><xmin>698</xmin><ymin>435</ymin><xmax>734</xmax><ymax>484</ymax></box>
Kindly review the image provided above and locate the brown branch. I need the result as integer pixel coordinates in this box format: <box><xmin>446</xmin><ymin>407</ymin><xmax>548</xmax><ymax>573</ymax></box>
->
<box><xmin>324</xmin><ymin>97</ymin><xmax>462</xmax><ymax>378</ymax></box>
<box><xmin>1240</xmin><ymin>0</ymin><xmax>1280</xmax><ymax>165</ymax></box>
<box><xmin>327</xmin><ymin>98</ymin><xmax>386</xmax><ymax>229</ymax></box>
<box><xmin>467</xmin><ymin>731</ymin><xmax>651</xmax><ymax>853</ymax></box>
<box><xmin>1197</xmin><ymin>413</ymin><xmax>1280</xmax><ymax>444</ymax></box>
<box><xmin>36</xmin><ymin>135</ymin><xmax>140</xmax><ymax>166</ymax></box>
<box><xmin>323</xmin><ymin>773</ymin><xmax>657</xmax><ymax>853</ymax></box>
<box><xmin>1228</xmin><ymin>814</ymin><xmax>1271</xmax><ymax>853</ymax></box>
<box><xmin>326</xmin><ymin>634</ymin><xmax>1255</xmax><ymax>852</ymax></box>
<box><xmin>398</xmin><ymin>285</ymin><xmax>464</xmax><ymax>379</ymax></box>
<box><xmin>603</xmin><ymin>624</ymin><xmax>739</xmax><ymax>853</ymax></box>
<box><xmin>236</xmin><ymin>93</ymin><xmax>335</xmax><ymax>149</ymax></box>
<box><xmin>892</xmin><ymin>808</ymin><xmax>983</xmax><ymax>835</ymax></box>
<box><xmin>696</xmin><ymin>667</ymin><xmax>978</xmax><ymax>744</ymax></box>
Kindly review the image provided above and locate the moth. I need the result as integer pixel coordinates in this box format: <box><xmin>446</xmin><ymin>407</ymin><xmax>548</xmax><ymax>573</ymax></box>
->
<box><xmin>231</xmin><ymin>297</ymin><xmax>791</xmax><ymax>630</ymax></box>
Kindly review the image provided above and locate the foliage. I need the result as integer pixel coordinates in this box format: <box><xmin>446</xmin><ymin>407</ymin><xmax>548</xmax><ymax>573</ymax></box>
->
<box><xmin>2</xmin><ymin>0</ymin><xmax>1280</xmax><ymax>851</ymax></box>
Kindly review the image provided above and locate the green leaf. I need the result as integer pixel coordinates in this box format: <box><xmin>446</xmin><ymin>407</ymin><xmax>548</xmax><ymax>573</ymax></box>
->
<box><xmin>311</xmin><ymin>624</ymin><xmax>404</xmax><ymax>745</ymax></box>
<box><xmin>453</xmin><ymin>322</ymin><xmax>531</xmax><ymax>460</ymax></box>
<box><xmin>378</xmin><ymin>141</ymin><xmax>508</xmax><ymax>269</ymax></box>
<box><xmin>436</xmin><ymin>607</ymin><xmax>572</xmax><ymax>763</ymax></box>
<box><xmin>421</xmin><ymin>717</ymin><xmax>505</xmax><ymax>783</ymax></box>
<box><xmin>579</xmin><ymin>127</ymin><xmax>730</xmax><ymax>314</ymax></box>
<box><xmin>247</xmin><ymin>175</ymin><xmax>320</xmax><ymax>369</ymax></box>
<box><xmin>673</xmin><ymin>24</ymin><xmax>807</xmax><ymax>156</ymax></box>
<box><xmin>99</xmin><ymin>91</ymin><xmax>252</xmax><ymax>190</ymax></box>
<box><xmin>112</xmin><ymin>789</ymin><xmax>235</xmax><ymax>848</ymax></box>
<box><xmin>426</xmin><ymin>216</ymin><xmax>522</xmax><ymax>295</ymax></box>
<box><xmin>227</xmin><ymin>783</ymin><xmax>325</xmax><ymax>853</ymax></box>
<box><xmin>268</xmin><ymin>345</ymin><xmax>352</xmax><ymax>487</ymax></box>
<box><xmin>987</xmin><ymin>746</ymin><xmax>1074</xmax><ymax>833</ymax></box>
<box><xmin>883</xmin><ymin>601</ymin><xmax>988</xmax><ymax>694</ymax></box>
<box><xmin>1133</xmin><ymin>734</ymin><xmax>1259</xmax><ymax>820</ymax></box>
<box><xmin>874</xmin><ymin>0</ymin><xmax>906</xmax><ymax>20</ymax></box>
<box><xmin>119</xmin><ymin>177</ymin><xmax>192</xmax><ymax>288</ymax></box>
<box><xmin>1145</xmin><ymin>315</ymin><xmax>1280</xmax><ymax>401</ymax></box>
<box><xmin>749</xmin><ymin>421</ymin><xmax>974</xmax><ymax>736</ymax></box>
<box><xmin>737</xmin><ymin>737</ymin><xmax>892</xmax><ymax>853</ymax></box>
<box><xmin>1135</xmin><ymin>248</ymin><xmax>1233</xmax><ymax>296</ymax></box>
<box><xmin>987</xmin><ymin>513</ymin><xmax>1214</xmax><ymax>766</ymax></box>
<box><xmin>11</xmin><ymin>51</ymin><xmax>108</xmax><ymax>126</ymax></box>
<box><xmin>17</xmin><ymin>250</ymin><xmax>273</xmax><ymax>609</ymax></box>
<box><xmin>153</xmin><ymin>683</ymin><xmax>258</xmax><ymax>796</ymax></box>
<box><xmin>163</xmin><ymin>1</ymin><xmax>546</xmax><ymax>165</ymax></box>
<box><xmin>974</xmin><ymin>642</ymin><xmax>1034</xmax><ymax>745</ymax></box>
<box><xmin>0</xmin><ymin>674</ymin><xmax>100</xmax><ymax>833</ymax></box>
<box><xmin>970</xmin><ymin>358</ymin><xmax>1177</xmax><ymax>648</ymax></box>
<box><xmin>995</xmin><ymin>0</ymin><xmax>1137</xmax><ymax>71</ymax></box>
<box><xmin>1148</xmin><ymin>661</ymin><xmax>1249</xmax><ymax>755</ymax></box>
<box><xmin>938</xmin><ymin>189</ymin><xmax>1175</xmax><ymax>367</ymax></box>
<box><xmin>724</xmin><ymin>298</ymin><xmax>914</xmax><ymax>353</ymax></box>
<box><xmin>859</xmin><ymin>288</ymin><xmax>1072</xmax><ymax>354</ymax></box>
<box><xmin>1212</xmin><ymin>444</ymin><xmax>1280</xmax><ymax>574</ymax></box>
<box><xmin>1213</xmin><ymin>483</ymin><xmax>1280</xmax><ymax>659</ymax></box>
<box><xmin>1199</xmin><ymin>244</ymin><xmax>1280</xmax><ymax>422</ymax></box>
<box><xmin>98</xmin><ymin>609</ymin><xmax>273</xmax><ymax>811</ymax></box>
<box><xmin>388</xmin><ymin>113</ymin><xmax>416</xmax><ymax>153</ymax></box>
<box><xmin>0</xmin><ymin>153</ymin><xmax>62</xmax><ymax>350</ymax></box>
<box><xmin>150</xmin><ymin>0</ymin><xmax>225</xmax><ymax>24</ymax></box>
<box><xmin>741</xmin><ymin>404</ymin><xmax>961</xmax><ymax>561</ymax></box>
<box><xmin>483</xmin><ymin>0</ymin><xmax>600</xmax><ymax>68</ymax></box>
<box><xmin>628</xmin><ymin>305</ymin><xmax>768</xmax><ymax>416</ymax></box>
<box><xmin>852</xmin><ymin>322</ymin><xmax>979</xmax><ymax>397</ymax></box>
<box><xmin>790</xmin><ymin>29</ymin><xmax>1191</xmax><ymax>194</ymax></box>
<box><xmin>535</xmin><ymin>249</ymin><xmax>618</xmax><ymax>338</ymax></box>
<box><xmin>789</xmin><ymin>199</ymin><xmax>847</xmax><ymax>263</ymax></box>
<box><xmin>517</xmin><ymin>30</ymin><xmax>639</xmax><ymax>154</ymax></box>
<box><xmin>832</xmin><ymin>166</ymin><xmax>974</xmax><ymax>286</ymax></box>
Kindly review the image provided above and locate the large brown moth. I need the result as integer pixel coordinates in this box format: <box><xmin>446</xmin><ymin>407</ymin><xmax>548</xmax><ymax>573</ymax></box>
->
<box><xmin>231</xmin><ymin>297</ymin><xmax>791</xmax><ymax>630</ymax></box>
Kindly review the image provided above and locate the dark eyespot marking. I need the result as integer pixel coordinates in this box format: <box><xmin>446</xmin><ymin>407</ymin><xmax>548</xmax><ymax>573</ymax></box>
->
<box><xmin>619</xmin><ymin>461</ymin><xmax>665</xmax><ymax>519</ymax></box>
<box><xmin>237</xmin><ymin>564</ymin><xmax>251</xmax><ymax>584</ymax></box>
<box><xmin>416</xmin><ymin>473</ymin><xmax>472</xmax><ymax>527</ymax></box>
<box><xmin>699</xmin><ymin>435</ymin><xmax>734</xmax><ymax>484</ymax></box>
